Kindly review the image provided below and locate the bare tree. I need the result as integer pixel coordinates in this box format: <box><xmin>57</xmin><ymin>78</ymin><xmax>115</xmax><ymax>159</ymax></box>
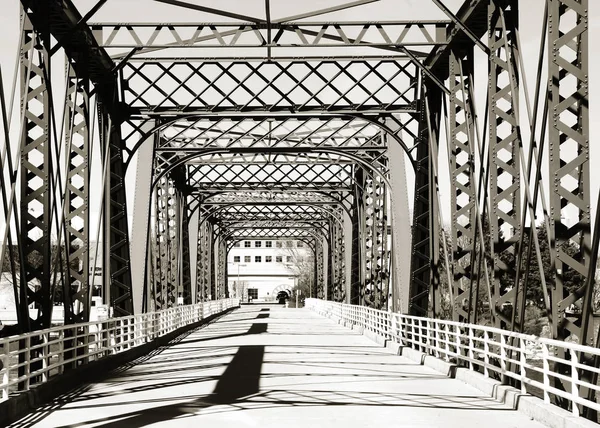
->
<box><xmin>281</xmin><ymin>243</ymin><xmax>314</xmax><ymax>302</ymax></box>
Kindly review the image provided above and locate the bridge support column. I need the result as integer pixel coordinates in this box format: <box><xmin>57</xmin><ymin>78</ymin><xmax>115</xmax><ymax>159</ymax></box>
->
<box><xmin>448</xmin><ymin>46</ymin><xmax>480</xmax><ymax>324</ymax></box>
<box><xmin>18</xmin><ymin>8</ymin><xmax>52</xmax><ymax>331</ymax></box>
<box><xmin>350</xmin><ymin>169</ymin><xmax>364</xmax><ymax>305</ymax></box>
<box><xmin>130</xmin><ymin>121</ymin><xmax>155</xmax><ymax>314</ymax></box>
<box><xmin>188</xmin><ymin>209</ymin><xmax>199</xmax><ymax>303</ymax></box>
<box><xmin>153</xmin><ymin>175</ymin><xmax>178</xmax><ymax>309</ymax></box>
<box><xmin>63</xmin><ymin>61</ymin><xmax>90</xmax><ymax>324</ymax></box>
<box><xmin>488</xmin><ymin>0</ymin><xmax>522</xmax><ymax>330</ymax></box>
<box><xmin>408</xmin><ymin>80</ymin><xmax>442</xmax><ymax>317</ymax></box>
<box><xmin>388</xmin><ymin>123</ymin><xmax>412</xmax><ymax>314</ymax></box>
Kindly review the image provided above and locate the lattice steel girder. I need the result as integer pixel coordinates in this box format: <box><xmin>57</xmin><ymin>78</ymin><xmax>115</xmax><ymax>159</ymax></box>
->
<box><xmin>225</xmin><ymin>228</ymin><xmax>320</xmax><ymax>240</ymax></box>
<box><xmin>19</xmin><ymin>10</ymin><xmax>52</xmax><ymax>331</ymax></box>
<box><xmin>202</xmin><ymin>204</ymin><xmax>345</xmax><ymax>223</ymax></box>
<box><xmin>185</xmin><ymin>160</ymin><xmax>355</xmax><ymax>192</ymax></box>
<box><xmin>202</xmin><ymin>190</ymin><xmax>346</xmax><ymax>205</ymax></box>
<box><xmin>158</xmin><ymin>116</ymin><xmax>388</xmax><ymax>150</ymax></box>
<box><xmin>64</xmin><ymin>62</ymin><xmax>91</xmax><ymax>324</ymax></box>
<box><xmin>488</xmin><ymin>0</ymin><xmax>522</xmax><ymax>330</ymax></box>
<box><xmin>449</xmin><ymin>47</ymin><xmax>478</xmax><ymax>323</ymax></box>
<box><xmin>548</xmin><ymin>0</ymin><xmax>592</xmax><ymax>344</ymax></box>
<box><xmin>121</xmin><ymin>60</ymin><xmax>418</xmax><ymax>113</ymax></box>
<box><xmin>217</xmin><ymin>220</ymin><xmax>328</xmax><ymax>230</ymax></box>
<box><xmin>91</xmin><ymin>21</ymin><xmax>449</xmax><ymax>51</ymax></box>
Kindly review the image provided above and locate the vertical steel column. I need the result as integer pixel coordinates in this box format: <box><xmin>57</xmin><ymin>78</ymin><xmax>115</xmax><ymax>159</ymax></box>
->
<box><xmin>98</xmin><ymin>97</ymin><xmax>134</xmax><ymax>316</ymax></box>
<box><xmin>64</xmin><ymin>62</ymin><xmax>90</xmax><ymax>324</ymax></box>
<box><xmin>153</xmin><ymin>176</ymin><xmax>178</xmax><ymax>308</ymax></box>
<box><xmin>153</xmin><ymin>176</ymin><xmax>168</xmax><ymax>309</ymax></box>
<box><xmin>363</xmin><ymin>175</ymin><xmax>375</xmax><ymax>304</ymax></box>
<box><xmin>548</xmin><ymin>0</ymin><xmax>592</xmax><ymax>344</ymax></box>
<box><xmin>316</xmin><ymin>238</ymin><xmax>325</xmax><ymax>299</ymax></box>
<box><xmin>332</xmin><ymin>208</ymin><xmax>346</xmax><ymax>302</ymax></box>
<box><xmin>408</xmin><ymin>81</ymin><xmax>441</xmax><ymax>317</ymax></box>
<box><xmin>362</xmin><ymin>173</ymin><xmax>389</xmax><ymax>309</ymax></box>
<box><xmin>217</xmin><ymin>240</ymin><xmax>227</xmax><ymax>299</ymax></box>
<box><xmin>19</xmin><ymin>10</ymin><xmax>52</xmax><ymax>330</ymax></box>
<box><xmin>180</xmin><ymin>198</ymin><xmax>192</xmax><ymax>305</ymax></box>
<box><xmin>449</xmin><ymin>48</ymin><xmax>478</xmax><ymax>323</ymax></box>
<box><xmin>197</xmin><ymin>217</ymin><xmax>212</xmax><ymax>302</ymax></box>
<box><xmin>488</xmin><ymin>0</ymin><xmax>522</xmax><ymax>330</ymax></box>
<box><xmin>350</xmin><ymin>168</ymin><xmax>364</xmax><ymax>304</ymax></box>
<box><xmin>387</xmin><ymin>121</ymin><xmax>412</xmax><ymax>314</ymax></box>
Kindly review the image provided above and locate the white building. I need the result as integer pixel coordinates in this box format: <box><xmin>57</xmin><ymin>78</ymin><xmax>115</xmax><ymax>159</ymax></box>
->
<box><xmin>227</xmin><ymin>240</ymin><xmax>310</xmax><ymax>302</ymax></box>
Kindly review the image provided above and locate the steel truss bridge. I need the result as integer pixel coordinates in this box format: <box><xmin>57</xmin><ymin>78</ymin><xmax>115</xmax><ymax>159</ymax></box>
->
<box><xmin>0</xmin><ymin>0</ymin><xmax>598</xmax><ymax>421</ymax></box>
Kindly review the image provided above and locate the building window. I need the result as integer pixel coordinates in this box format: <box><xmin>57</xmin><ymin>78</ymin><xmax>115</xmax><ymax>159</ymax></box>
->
<box><xmin>248</xmin><ymin>288</ymin><xmax>258</xmax><ymax>299</ymax></box>
<box><xmin>265</xmin><ymin>241</ymin><xmax>272</xmax><ymax>248</ymax></box>
<box><xmin>297</xmin><ymin>241</ymin><xmax>304</xmax><ymax>248</ymax></box>
<box><xmin>276</xmin><ymin>256</ymin><xmax>283</xmax><ymax>263</ymax></box>
<box><xmin>234</xmin><ymin>242</ymin><xmax>240</xmax><ymax>247</ymax></box>
<box><xmin>276</xmin><ymin>241</ymin><xmax>282</xmax><ymax>248</ymax></box>
<box><xmin>233</xmin><ymin>256</ymin><xmax>240</xmax><ymax>263</ymax></box>
<box><xmin>255</xmin><ymin>256</ymin><xmax>262</xmax><ymax>263</ymax></box>
<box><xmin>255</xmin><ymin>241</ymin><xmax>262</xmax><ymax>248</ymax></box>
<box><xmin>266</xmin><ymin>256</ymin><xmax>272</xmax><ymax>262</ymax></box>
<box><xmin>244</xmin><ymin>241</ymin><xmax>251</xmax><ymax>248</ymax></box>
<box><xmin>244</xmin><ymin>256</ymin><xmax>251</xmax><ymax>263</ymax></box>
<box><xmin>286</xmin><ymin>240</ymin><xmax>293</xmax><ymax>247</ymax></box>
<box><xmin>287</xmin><ymin>256</ymin><xmax>293</xmax><ymax>262</ymax></box>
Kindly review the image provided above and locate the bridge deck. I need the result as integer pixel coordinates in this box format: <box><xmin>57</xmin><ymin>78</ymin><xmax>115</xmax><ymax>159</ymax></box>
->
<box><xmin>11</xmin><ymin>305</ymin><xmax>546</xmax><ymax>428</ymax></box>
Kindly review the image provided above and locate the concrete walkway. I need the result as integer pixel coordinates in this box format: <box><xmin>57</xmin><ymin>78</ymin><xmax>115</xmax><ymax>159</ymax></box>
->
<box><xmin>10</xmin><ymin>305</ymin><xmax>546</xmax><ymax>428</ymax></box>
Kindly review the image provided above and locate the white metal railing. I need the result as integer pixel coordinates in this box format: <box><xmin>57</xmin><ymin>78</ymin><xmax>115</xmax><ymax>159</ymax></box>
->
<box><xmin>306</xmin><ymin>298</ymin><xmax>600</xmax><ymax>418</ymax></box>
<box><xmin>0</xmin><ymin>298</ymin><xmax>239</xmax><ymax>403</ymax></box>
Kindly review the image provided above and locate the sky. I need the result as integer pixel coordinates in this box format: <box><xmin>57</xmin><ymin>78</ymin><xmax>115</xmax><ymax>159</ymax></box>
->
<box><xmin>0</xmin><ymin>0</ymin><xmax>599</xmax><ymax>240</ymax></box>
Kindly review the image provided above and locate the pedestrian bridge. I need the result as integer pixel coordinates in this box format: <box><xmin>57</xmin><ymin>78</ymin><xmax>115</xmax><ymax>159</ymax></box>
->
<box><xmin>2</xmin><ymin>300</ymin><xmax>597</xmax><ymax>427</ymax></box>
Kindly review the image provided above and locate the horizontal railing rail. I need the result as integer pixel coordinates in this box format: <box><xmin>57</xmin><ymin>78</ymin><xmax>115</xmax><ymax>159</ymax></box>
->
<box><xmin>0</xmin><ymin>298</ymin><xmax>239</xmax><ymax>402</ymax></box>
<box><xmin>306</xmin><ymin>298</ymin><xmax>600</xmax><ymax>419</ymax></box>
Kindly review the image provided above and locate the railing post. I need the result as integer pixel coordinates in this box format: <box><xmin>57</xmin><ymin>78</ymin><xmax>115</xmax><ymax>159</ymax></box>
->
<box><xmin>483</xmin><ymin>331</ymin><xmax>490</xmax><ymax>378</ymax></box>
<box><xmin>24</xmin><ymin>336</ymin><xmax>31</xmax><ymax>391</ymax></box>
<box><xmin>41</xmin><ymin>333</ymin><xmax>49</xmax><ymax>383</ymax></box>
<box><xmin>1</xmin><ymin>341</ymin><xmax>9</xmax><ymax>400</ymax></box>
<box><xmin>520</xmin><ymin>338</ymin><xmax>526</xmax><ymax>394</ymax></box>
<box><xmin>468</xmin><ymin>327</ymin><xmax>474</xmax><ymax>371</ymax></box>
<box><xmin>455</xmin><ymin>325</ymin><xmax>461</xmax><ymax>365</ymax></box>
<box><xmin>444</xmin><ymin>324</ymin><xmax>451</xmax><ymax>361</ymax></box>
<box><xmin>500</xmin><ymin>333</ymin><xmax>507</xmax><ymax>384</ymax></box>
<box><xmin>542</xmin><ymin>343</ymin><xmax>550</xmax><ymax>403</ymax></box>
<box><xmin>57</xmin><ymin>330</ymin><xmax>65</xmax><ymax>375</ymax></box>
<box><xmin>571</xmin><ymin>351</ymin><xmax>580</xmax><ymax>416</ymax></box>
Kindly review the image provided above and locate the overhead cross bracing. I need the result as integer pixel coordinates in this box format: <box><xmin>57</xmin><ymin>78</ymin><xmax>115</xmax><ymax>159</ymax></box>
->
<box><xmin>1</xmin><ymin>0</ymin><xmax>598</xmax><ymax>419</ymax></box>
